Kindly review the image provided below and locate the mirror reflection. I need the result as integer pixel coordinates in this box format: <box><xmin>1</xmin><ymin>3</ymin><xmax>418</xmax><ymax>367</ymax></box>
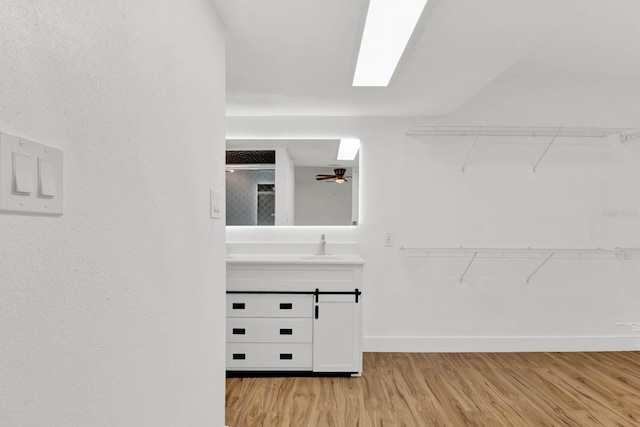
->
<box><xmin>226</xmin><ymin>139</ymin><xmax>359</xmax><ymax>226</ymax></box>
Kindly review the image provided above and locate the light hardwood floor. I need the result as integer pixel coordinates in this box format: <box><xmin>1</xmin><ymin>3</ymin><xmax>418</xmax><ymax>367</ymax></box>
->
<box><xmin>226</xmin><ymin>352</ymin><xmax>640</xmax><ymax>426</ymax></box>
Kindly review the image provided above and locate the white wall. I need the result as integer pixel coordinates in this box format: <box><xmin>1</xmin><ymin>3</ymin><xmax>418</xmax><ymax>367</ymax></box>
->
<box><xmin>226</xmin><ymin>75</ymin><xmax>640</xmax><ymax>353</ymax></box>
<box><xmin>0</xmin><ymin>1</ymin><xmax>226</xmax><ymax>426</ymax></box>
<box><xmin>295</xmin><ymin>167</ymin><xmax>352</xmax><ymax>225</ymax></box>
<box><xmin>275</xmin><ymin>147</ymin><xmax>295</xmax><ymax>225</ymax></box>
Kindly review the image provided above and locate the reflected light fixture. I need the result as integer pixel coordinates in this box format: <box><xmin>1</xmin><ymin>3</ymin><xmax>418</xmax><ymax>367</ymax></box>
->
<box><xmin>337</xmin><ymin>138</ymin><xmax>360</xmax><ymax>160</ymax></box>
<box><xmin>352</xmin><ymin>0</ymin><xmax>428</xmax><ymax>87</ymax></box>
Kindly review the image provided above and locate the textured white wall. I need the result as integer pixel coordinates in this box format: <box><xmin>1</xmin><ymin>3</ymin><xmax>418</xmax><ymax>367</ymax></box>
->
<box><xmin>0</xmin><ymin>1</ymin><xmax>226</xmax><ymax>426</ymax></box>
<box><xmin>226</xmin><ymin>75</ymin><xmax>640</xmax><ymax>352</ymax></box>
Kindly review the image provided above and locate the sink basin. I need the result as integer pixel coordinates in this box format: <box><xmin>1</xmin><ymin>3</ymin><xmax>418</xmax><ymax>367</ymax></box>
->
<box><xmin>300</xmin><ymin>255</ymin><xmax>341</xmax><ymax>260</ymax></box>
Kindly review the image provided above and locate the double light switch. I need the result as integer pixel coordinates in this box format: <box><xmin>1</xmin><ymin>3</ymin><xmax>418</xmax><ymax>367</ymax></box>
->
<box><xmin>1</xmin><ymin>131</ymin><xmax>63</xmax><ymax>215</ymax></box>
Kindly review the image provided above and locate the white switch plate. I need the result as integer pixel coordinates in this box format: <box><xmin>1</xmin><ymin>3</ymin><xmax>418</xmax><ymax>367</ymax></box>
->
<box><xmin>210</xmin><ymin>188</ymin><xmax>222</xmax><ymax>219</ymax></box>
<box><xmin>0</xmin><ymin>131</ymin><xmax>63</xmax><ymax>215</ymax></box>
<box><xmin>384</xmin><ymin>232</ymin><xmax>394</xmax><ymax>247</ymax></box>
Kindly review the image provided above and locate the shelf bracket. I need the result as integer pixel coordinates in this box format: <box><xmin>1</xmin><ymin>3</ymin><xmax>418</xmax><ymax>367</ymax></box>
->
<box><xmin>533</xmin><ymin>128</ymin><xmax>561</xmax><ymax>173</ymax></box>
<box><xmin>621</xmin><ymin>131</ymin><xmax>640</xmax><ymax>143</ymax></box>
<box><xmin>461</xmin><ymin>127</ymin><xmax>481</xmax><ymax>172</ymax></box>
<box><xmin>526</xmin><ymin>253</ymin><xmax>554</xmax><ymax>283</ymax></box>
<box><xmin>459</xmin><ymin>252</ymin><xmax>478</xmax><ymax>283</ymax></box>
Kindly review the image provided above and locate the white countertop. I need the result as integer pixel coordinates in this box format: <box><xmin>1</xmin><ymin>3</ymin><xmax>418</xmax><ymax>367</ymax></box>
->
<box><xmin>225</xmin><ymin>253</ymin><xmax>365</xmax><ymax>265</ymax></box>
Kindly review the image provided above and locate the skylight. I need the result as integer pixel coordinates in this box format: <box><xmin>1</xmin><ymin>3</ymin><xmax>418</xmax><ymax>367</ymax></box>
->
<box><xmin>352</xmin><ymin>0</ymin><xmax>428</xmax><ymax>87</ymax></box>
<box><xmin>337</xmin><ymin>138</ymin><xmax>360</xmax><ymax>160</ymax></box>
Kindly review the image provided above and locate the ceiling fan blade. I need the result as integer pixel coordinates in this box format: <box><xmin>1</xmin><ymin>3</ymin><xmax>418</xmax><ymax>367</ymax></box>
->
<box><xmin>315</xmin><ymin>175</ymin><xmax>336</xmax><ymax>181</ymax></box>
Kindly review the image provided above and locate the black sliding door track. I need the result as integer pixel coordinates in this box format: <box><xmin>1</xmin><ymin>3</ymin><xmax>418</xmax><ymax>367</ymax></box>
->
<box><xmin>227</xmin><ymin>289</ymin><xmax>361</xmax><ymax>303</ymax></box>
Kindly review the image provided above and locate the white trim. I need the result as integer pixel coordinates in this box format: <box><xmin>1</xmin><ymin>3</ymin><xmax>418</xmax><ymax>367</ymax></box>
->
<box><xmin>363</xmin><ymin>335</ymin><xmax>640</xmax><ymax>353</ymax></box>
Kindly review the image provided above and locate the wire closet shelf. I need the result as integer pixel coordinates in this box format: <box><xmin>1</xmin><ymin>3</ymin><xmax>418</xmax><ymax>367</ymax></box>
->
<box><xmin>399</xmin><ymin>247</ymin><xmax>640</xmax><ymax>283</ymax></box>
<box><xmin>399</xmin><ymin>247</ymin><xmax>635</xmax><ymax>260</ymax></box>
<box><xmin>406</xmin><ymin>126</ymin><xmax>640</xmax><ymax>141</ymax></box>
<box><xmin>405</xmin><ymin>126</ymin><xmax>640</xmax><ymax>172</ymax></box>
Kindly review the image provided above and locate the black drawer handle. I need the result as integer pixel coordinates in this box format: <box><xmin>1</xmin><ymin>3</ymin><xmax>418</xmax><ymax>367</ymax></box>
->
<box><xmin>280</xmin><ymin>353</ymin><xmax>293</xmax><ymax>360</ymax></box>
<box><xmin>280</xmin><ymin>328</ymin><xmax>293</xmax><ymax>335</ymax></box>
<box><xmin>232</xmin><ymin>353</ymin><xmax>246</xmax><ymax>360</ymax></box>
<box><xmin>232</xmin><ymin>328</ymin><xmax>246</xmax><ymax>335</ymax></box>
<box><xmin>280</xmin><ymin>303</ymin><xmax>293</xmax><ymax>310</ymax></box>
<box><xmin>232</xmin><ymin>303</ymin><xmax>245</xmax><ymax>310</ymax></box>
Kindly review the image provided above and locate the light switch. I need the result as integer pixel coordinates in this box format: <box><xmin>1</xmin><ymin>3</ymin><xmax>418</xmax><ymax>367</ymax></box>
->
<box><xmin>38</xmin><ymin>158</ymin><xmax>56</xmax><ymax>198</ymax></box>
<box><xmin>12</xmin><ymin>152</ymin><xmax>33</xmax><ymax>195</ymax></box>
<box><xmin>210</xmin><ymin>189</ymin><xmax>222</xmax><ymax>219</ymax></box>
<box><xmin>1</xmin><ymin>131</ymin><xmax>63</xmax><ymax>215</ymax></box>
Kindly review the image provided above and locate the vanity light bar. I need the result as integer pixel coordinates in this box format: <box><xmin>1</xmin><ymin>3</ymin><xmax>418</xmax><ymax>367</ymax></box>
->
<box><xmin>352</xmin><ymin>0</ymin><xmax>428</xmax><ymax>87</ymax></box>
<box><xmin>337</xmin><ymin>138</ymin><xmax>360</xmax><ymax>160</ymax></box>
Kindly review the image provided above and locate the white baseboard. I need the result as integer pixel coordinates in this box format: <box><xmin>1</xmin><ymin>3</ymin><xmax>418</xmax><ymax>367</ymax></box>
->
<box><xmin>363</xmin><ymin>335</ymin><xmax>640</xmax><ymax>353</ymax></box>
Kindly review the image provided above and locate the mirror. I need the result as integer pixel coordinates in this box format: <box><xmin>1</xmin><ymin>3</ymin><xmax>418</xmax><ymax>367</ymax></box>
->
<box><xmin>225</xmin><ymin>139</ymin><xmax>359</xmax><ymax>226</ymax></box>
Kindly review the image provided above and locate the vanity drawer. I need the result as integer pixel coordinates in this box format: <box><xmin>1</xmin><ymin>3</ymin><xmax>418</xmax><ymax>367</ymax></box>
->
<box><xmin>227</xmin><ymin>343</ymin><xmax>312</xmax><ymax>370</ymax></box>
<box><xmin>227</xmin><ymin>318</ymin><xmax>312</xmax><ymax>343</ymax></box>
<box><xmin>227</xmin><ymin>294</ymin><xmax>312</xmax><ymax>318</ymax></box>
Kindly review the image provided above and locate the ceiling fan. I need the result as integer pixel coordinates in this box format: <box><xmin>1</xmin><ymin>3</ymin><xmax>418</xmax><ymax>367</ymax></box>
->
<box><xmin>315</xmin><ymin>168</ymin><xmax>350</xmax><ymax>184</ymax></box>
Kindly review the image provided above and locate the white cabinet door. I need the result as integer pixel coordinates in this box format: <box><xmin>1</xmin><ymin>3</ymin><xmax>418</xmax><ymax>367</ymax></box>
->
<box><xmin>312</xmin><ymin>294</ymin><xmax>362</xmax><ymax>374</ymax></box>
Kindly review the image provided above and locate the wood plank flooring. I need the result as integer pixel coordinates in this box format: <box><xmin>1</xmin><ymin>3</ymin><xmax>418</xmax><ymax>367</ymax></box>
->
<box><xmin>226</xmin><ymin>352</ymin><xmax>640</xmax><ymax>426</ymax></box>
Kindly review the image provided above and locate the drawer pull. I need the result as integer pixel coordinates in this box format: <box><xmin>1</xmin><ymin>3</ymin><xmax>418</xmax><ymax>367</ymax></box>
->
<box><xmin>279</xmin><ymin>303</ymin><xmax>293</xmax><ymax>310</ymax></box>
<box><xmin>232</xmin><ymin>328</ymin><xmax>246</xmax><ymax>335</ymax></box>
<box><xmin>232</xmin><ymin>353</ymin><xmax>246</xmax><ymax>360</ymax></box>
<box><xmin>280</xmin><ymin>353</ymin><xmax>293</xmax><ymax>360</ymax></box>
<box><xmin>232</xmin><ymin>303</ymin><xmax>245</xmax><ymax>310</ymax></box>
<box><xmin>279</xmin><ymin>328</ymin><xmax>293</xmax><ymax>335</ymax></box>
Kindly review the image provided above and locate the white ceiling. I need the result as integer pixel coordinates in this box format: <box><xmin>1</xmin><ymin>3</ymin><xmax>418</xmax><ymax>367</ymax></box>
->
<box><xmin>212</xmin><ymin>0</ymin><xmax>640</xmax><ymax>117</ymax></box>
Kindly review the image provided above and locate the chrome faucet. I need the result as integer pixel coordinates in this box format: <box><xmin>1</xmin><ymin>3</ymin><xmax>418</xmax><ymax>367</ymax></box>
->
<box><xmin>317</xmin><ymin>234</ymin><xmax>327</xmax><ymax>256</ymax></box>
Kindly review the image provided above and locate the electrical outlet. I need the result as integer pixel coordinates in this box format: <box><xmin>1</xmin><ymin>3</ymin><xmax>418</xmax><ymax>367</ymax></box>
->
<box><xmin>384</xmin><ymin>232</ymin><xmax>394</xmax><ymax>247</ymax></box>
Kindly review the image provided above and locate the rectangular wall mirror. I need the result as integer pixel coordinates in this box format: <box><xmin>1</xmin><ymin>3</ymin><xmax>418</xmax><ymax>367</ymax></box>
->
<box><xmin>226</xmin><ymin>139</ymin><xmax>359</xmax><ymax>226</ymax></box>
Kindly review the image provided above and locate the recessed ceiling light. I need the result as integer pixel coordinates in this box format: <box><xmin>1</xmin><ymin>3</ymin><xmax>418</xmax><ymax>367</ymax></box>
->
<box><xmin>352</xmin><ymin>0</ymin><xmax>428</xmax><ymax>87</ymax></box>
<box><xmin>337</xmin><ymin>138</ymin><xmax>360</xmax><ymax>160</ymax></box>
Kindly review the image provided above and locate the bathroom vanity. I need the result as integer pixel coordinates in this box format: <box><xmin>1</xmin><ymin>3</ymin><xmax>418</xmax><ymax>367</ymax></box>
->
<box><xmin>226</xmin><ymin>254</ymin><xmax>364</xmax><ymax>376</ymax></box>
